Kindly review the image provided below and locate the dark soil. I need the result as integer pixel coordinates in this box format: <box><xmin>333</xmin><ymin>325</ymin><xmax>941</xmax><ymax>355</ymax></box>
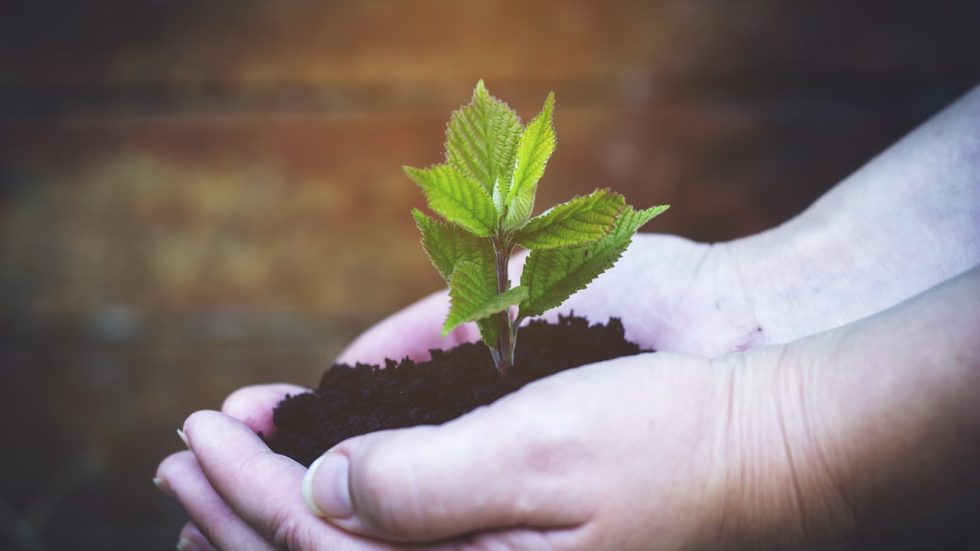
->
<box><xmin>270</xmin><ymin>315</ymin><xmax>648</xmax><ymax>466</ymax></box>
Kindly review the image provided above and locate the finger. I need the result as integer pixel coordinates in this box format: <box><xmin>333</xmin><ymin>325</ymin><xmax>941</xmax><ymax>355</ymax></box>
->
<box><xmin>177</xmin><ymin>522</ymin><xmax>218</xmax><ymax>551</ymax></box>
<box><xmin>222</xmin><ymin>383</ymin><xmax>310</xmax><ymax>438</ymax></box>
<box><xmin>182</xmin><ymin>410</ymin><xmax>400</xmax><ymax>550</ymax></box>
<box><xmin>157</xmin><ymin>451</ymin><xmax>274</xmax><ymax>550</ymax></box>
<box><xmin>302</xmin><ymin>389</ymin><xmax>593</xmax><ymax>542</ymax></box>
<box><xmin>337</xmin><ymin>291</ymin><xmax>478</xmax><ymax>365</ymax></box>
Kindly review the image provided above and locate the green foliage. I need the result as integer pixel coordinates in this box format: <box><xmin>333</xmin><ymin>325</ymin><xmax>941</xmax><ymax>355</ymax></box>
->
<box><xmin>514</xmin><ymin>189</ymin><xmax>626</xmax><ymax>250</ymax></box>
<box><xmin>412</xmin><ymin>209</ymin><xmax>488</xmax><ymax>282</ymax></box>
<box><xmin>404</xmin><ymin>165</ymin><xmax>498</xmax><ymax>237</ymax></box>
<box><xmin>519</xmin><ymin>205</ymin><xmax>669</xmax><ymax>317</ymax></box>
<box><xmin>445</xmin><ymin>80</ymin><xmax>522</xmax><ymax>199</ymax></box>
<box><xmin>444</xmin><ymin>260</ymin><xmax>528</xmax><ymax>336</ymax></box>
<box><xmin>503</xmin><ymin>91</ymin><xmax>556</xmax><ymax>230</ymax></box>
<box><xmin>405</xmin><ymin>81</ymin><xmax>669</xmax><ymax>375</ymax></box>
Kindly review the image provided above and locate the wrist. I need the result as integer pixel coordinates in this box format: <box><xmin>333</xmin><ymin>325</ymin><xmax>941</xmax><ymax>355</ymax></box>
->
<box><xmin>726</xmin><ymin>197</ymin><xmax>976</xmax><ymax>346</ymax></box>
<box><xmin>728</xmin><ymin>87</ymin><xmax>980</xmax><ymax>346</ymax></box>
<box><xmin>711</xmin><ymin>344</ymin><xmax>857</xmax><ymax>549</ymax></box>
<box><xmin>726</xmin><ymin>212</ymin><xmax>862</xmax><ymax>343</ymax></box>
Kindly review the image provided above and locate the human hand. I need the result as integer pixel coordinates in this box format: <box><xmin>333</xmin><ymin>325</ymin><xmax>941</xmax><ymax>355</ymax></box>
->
<box><xmin>153</xmin><ymin>232</ymin><xmax>748</xmax><ymax>549</ymax></box>
<box><xmin>149</xmin><ymin>231</ymin><xmax>877</xmax><ymax>549</ymax></box>
<box><xmin>339</xmin><ymin>233</ymin><xmax>776</xmax><ymax>366</ymax></box>
<box><xmin>156</xmin><ymin>218</ymin><xmax>979</xmax><ymax>550</ymax></box>
<box><xmin>158</xmin><ymin>342</ymin><xmax>862</xmax><ymax>549</ymax></box>
<box><xmin>160</xmin><ymin>349</ymin><xmax>794</xmax><ymax>550</ymax></box>
<box><xmin>163</xmin><ymin>268</ymin><xmax>979</xmax><ymax>549</ymax></box>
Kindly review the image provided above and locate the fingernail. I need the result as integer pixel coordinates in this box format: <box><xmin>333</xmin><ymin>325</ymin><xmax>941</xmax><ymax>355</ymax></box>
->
<box><xmin>177</xmin><ymin>428</ymin><xmax>189</xmax><ymax>447</ymax></box>
<box><xmin>302</xmin><ymin>453</ymin><xmax>353</xmax><ymax>519</ymax></box>
<box><xmin>176</xmin><ymin>537</ymin><xmax>198</xmax><ymax>551</ymax></box>
<box><xmin>153</xmin><ymin>476</ymin><xmax>171</xmax><ymax>494</ymax></box>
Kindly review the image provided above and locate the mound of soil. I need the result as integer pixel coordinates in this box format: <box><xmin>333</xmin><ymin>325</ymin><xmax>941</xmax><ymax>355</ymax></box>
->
<box><xmin>270</xmin><ymin>315</ymin><xmax>648</xmax><ymax>466</ymax></box>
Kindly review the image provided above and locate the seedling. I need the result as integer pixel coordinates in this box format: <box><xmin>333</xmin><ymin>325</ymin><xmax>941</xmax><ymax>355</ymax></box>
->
<box><xmin>406</xmin><ymin>81</ymin><xmax>668</xmax><ymax>376</ymax></box>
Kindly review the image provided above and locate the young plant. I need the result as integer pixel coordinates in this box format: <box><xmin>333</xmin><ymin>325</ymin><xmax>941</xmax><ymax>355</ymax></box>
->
<box><xmin>406</xmin><ymin>81</ymin><xmax>668</xmax><ymax>376</ymax></box>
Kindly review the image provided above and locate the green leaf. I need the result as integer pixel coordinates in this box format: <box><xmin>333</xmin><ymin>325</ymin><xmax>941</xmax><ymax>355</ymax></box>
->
<box><xmin>475</xmin><ymin>317</ymin><xmax>501</xmax><ymax>354</ymax></box>
<box><xmin>412</xmin><ymin>208</ymin><xmax>500</xmax><ymax>345</ymax></box>
<box><xmin>404</xmin><ymin>164</ymin><xmax>498</xmax><ymax>237</ymax></box>
<box><xmin>519</xmin><ymin>204</ymin><xmax>669</xmax><ymax>317</ymax></box>
<box><xmin>503</xmin><ymin>91</ymin><xmax>556</xmax><ymax>230</ymax></box>
<box><xmin>445</xmin><ymin>80</ymin><xmax>522</xmax><ymax>200</ymax></box>
<box><xmin>443</xmin><ymin>260</ymin><xmax>528</xmax><ymax>336</ymax></box>
<box><xmin>514</xmin><ymin>188</ymin><xmax>626</xmax><ymax>250</ymax></box>
<box><xmin>411</xmin><ymin>209</ymin><xmax>489</xmax><ymax>283</ymax></box>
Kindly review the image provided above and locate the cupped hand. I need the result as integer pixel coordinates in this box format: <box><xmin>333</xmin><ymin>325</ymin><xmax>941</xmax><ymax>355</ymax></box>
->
<box><xmin>300</xmin><ymin>350</ymin><xmax>747</xmax><ymax>548</ymax></box>
<box><xmin>153</xmin><ymin>233</ymin><xmax>822</xmax><ymax>550</ymax></box>
<box><xmin>158</xmin><ymin>268</ymin><xmax>980</xmax><ymax>549</ymax></box>
<box><xmin>158</xmin><ymin>345</ymin><xmax>851</xmax><ymax>550</ymax></box>
<box><xmin>340</xmin><ymin>233</ymin><xmax>776</xmax><ymax>367</ymax></box>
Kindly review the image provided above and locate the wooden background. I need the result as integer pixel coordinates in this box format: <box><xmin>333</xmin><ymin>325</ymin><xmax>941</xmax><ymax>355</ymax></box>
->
<box><xmin>1</xmin><ymin>1</ymin><xmax>979</xmax><ymax>548</ymax></box>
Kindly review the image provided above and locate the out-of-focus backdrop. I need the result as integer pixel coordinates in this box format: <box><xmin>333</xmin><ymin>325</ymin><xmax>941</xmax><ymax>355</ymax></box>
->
<box><xmin>1</xmin><ymin>1</ymin><xmax>978</xmax><ymax>548</ymax></box>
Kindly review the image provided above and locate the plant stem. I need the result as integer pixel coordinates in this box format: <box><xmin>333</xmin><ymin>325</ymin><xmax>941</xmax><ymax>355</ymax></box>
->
<box><xmin>492</xmin><ymin>237</ymin><xmax>516</xmax><ymax>377</ymax></box>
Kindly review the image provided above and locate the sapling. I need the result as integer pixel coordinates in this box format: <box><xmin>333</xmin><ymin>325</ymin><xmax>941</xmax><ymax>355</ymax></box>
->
<box><xmin>405</xmin><ymin>81</ymin><xmax>668</xmax><ymax>376</ymax></box>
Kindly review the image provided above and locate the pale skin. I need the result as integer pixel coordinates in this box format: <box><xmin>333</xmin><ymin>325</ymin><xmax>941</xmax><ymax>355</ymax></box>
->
<box><xmin>156</xmin><ymin>85</ymin><xmax>980</xmax><ymax>550</ymax></box>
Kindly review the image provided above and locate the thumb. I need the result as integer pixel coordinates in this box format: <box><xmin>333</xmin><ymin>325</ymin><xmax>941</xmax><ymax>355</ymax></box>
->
<box><xmin>299</xmin><ymin>402</ymin><xmax>591</xmax><ymax>542</ymax></box>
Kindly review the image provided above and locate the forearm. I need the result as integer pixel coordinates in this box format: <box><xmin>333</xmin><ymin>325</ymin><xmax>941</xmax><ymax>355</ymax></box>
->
<box><xmin>789</xmin><ymin>267</ymin><xmax>980</xmax><ymax>548</ymax></box>
<box><xmin>733</xmin><ymin>84</ymin><xmax>980</xmax><ymax>342</ymax></box>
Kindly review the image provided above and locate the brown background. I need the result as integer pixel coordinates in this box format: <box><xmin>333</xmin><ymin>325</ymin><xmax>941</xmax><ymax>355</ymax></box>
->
<box><xmin>1</xmin><ymin>1</ymin><xmax>979</xmax><ymax>548</ymax></box>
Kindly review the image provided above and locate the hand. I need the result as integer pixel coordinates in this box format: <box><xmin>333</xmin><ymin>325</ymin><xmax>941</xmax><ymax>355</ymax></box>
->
<box><xmin>162</xmin><ymin>350</ymin><xmax>747</xmax><ymax>550</ymax></box>
<box><xmin>160</xmin><ymin>268</ymin><xmax>980</xmax><ymax>550</ymax></box>
<box><xmin>339</xmin><ymin>233</ymin><xmax>778</xmax><ymax>365</ymax></box>
<box><xmin>155</xmin><ymin>221</ymin><xmax>980</xmax><ymax>549</ymax></box>
<box><xmin>153</xmin><ymin>231</ymin><xmax>782</xmax><ymax>550</ymax></box>
<box><xmin>155</xmin><ymin>233</ymin><xmax>752</xmax><ymax>549</ymax></box>
<box><xmin>148</xmin><ymin>226</ymin><xmax>836</xmax><ymax>550</ymax></box>
<box><xmin>152</xmin><ymin>225</ymin><xmax>970</xmax><ymax>550</ymax></box>
<box><xmin>300</xmin><ymin>350</ymin><xmax>758</xmax><ymax>548</ymax></box>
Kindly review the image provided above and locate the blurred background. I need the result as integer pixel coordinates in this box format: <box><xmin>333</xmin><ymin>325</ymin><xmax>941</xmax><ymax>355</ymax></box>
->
<box><xmin>1</xmin><ymin>0</ymin><xmax>978</xmax><ymax>548</ymax></box>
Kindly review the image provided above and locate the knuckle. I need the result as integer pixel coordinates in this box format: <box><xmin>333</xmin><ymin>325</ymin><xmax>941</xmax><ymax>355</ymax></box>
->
<box><xmin>270</xmin><ymin>511</ymin><xmax>318</xmax><ymax>551</ymax></box>
<box><xmin>235</xmin><ymin>449</ymin><xmax>280</xmax><ymax>487</ymax></box>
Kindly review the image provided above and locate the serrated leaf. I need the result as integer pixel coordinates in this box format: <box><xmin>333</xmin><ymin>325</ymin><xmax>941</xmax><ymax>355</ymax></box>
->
<box><xmin>412</xmin><ymin>209</ymin><xmax>491</xmax><ymax>283</ymax></box>
<box><xmin>443</xmin><ymin>260</ymin><xmax>528</xmax><ymax>336</ymax></box>
<box><xmin>413</xmin><ymin>209</ymin><xmax>500</xmax><ymax>345</ymax></box>
<box><xmin>404</xmin><ymin>164</ymin><xmax>498</xmax><ymax>237</ymax></box>
<box><xmin>514</xmin><ymin>188</ymin><xmax>626</xmax><ymax>250</ymax></box>
<box><xmin>445</xmin><ymin>80</ymin><xmax>522</xmax><ymax>200</ymax></box>
<box><xmin>519</xmin><ymin>204</ymin><xmax>669</xmax><ymax>317</ymax></box>
<box><xmin>503</xmin><ymin>91</ymin><xmax>556</xmax><ymax>230</ymax></box>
